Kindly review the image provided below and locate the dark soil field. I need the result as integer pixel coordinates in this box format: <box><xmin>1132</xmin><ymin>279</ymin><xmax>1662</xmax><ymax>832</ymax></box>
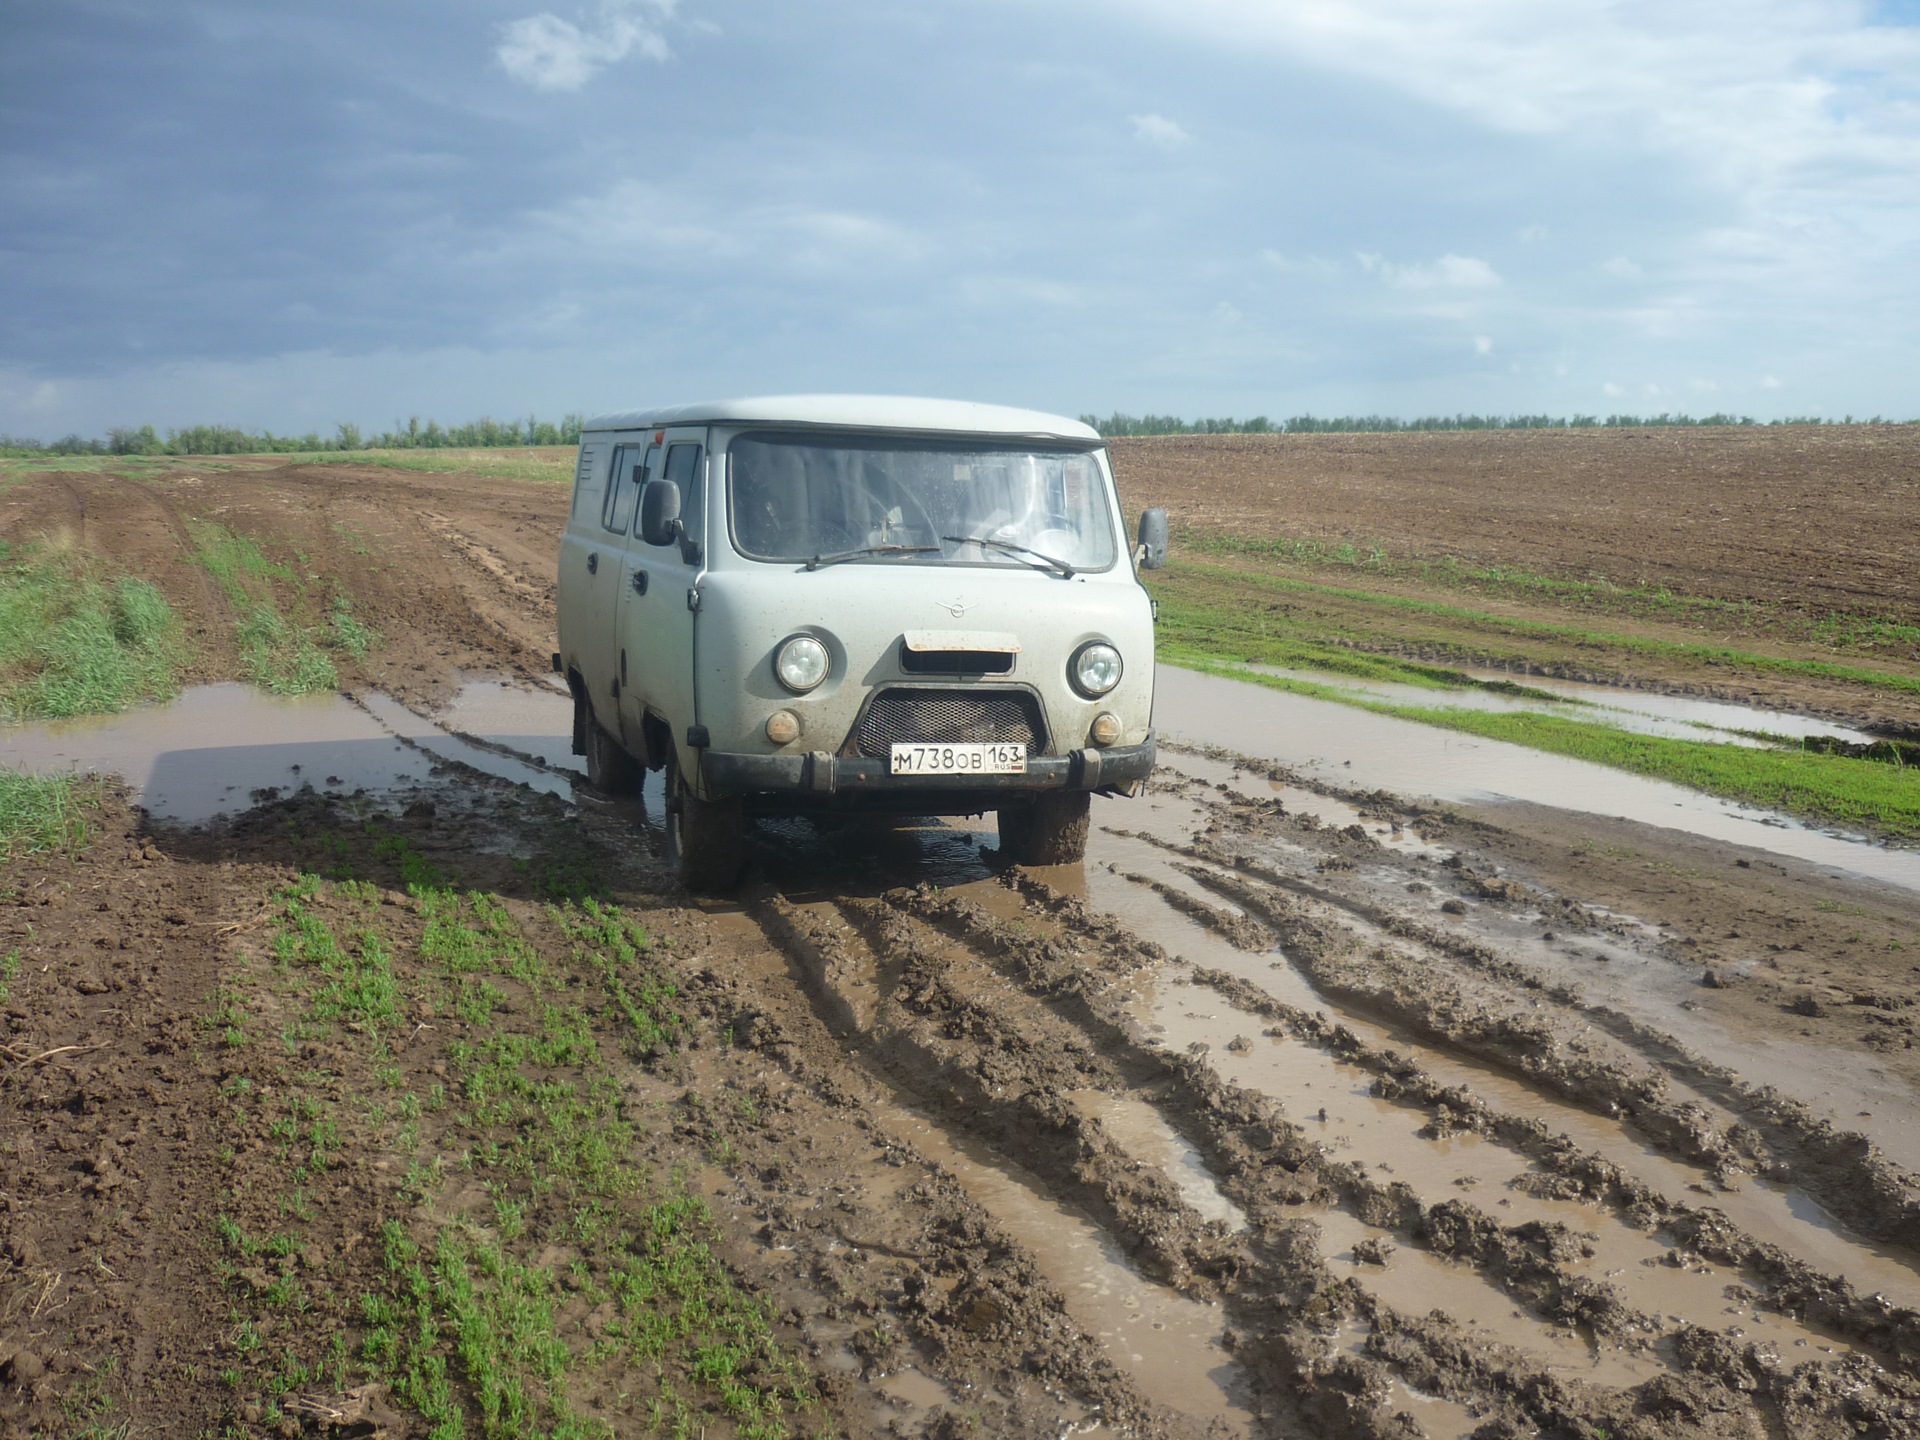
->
<box><xmin>5</xmin><ymin>443</ymin><xmax>1920</xmax><ymax>1440</ymax></box>
<box><xmin>1109</xmin><ymin>426</ymin><xmax>1920</xmax><ymax>623</ymax></box>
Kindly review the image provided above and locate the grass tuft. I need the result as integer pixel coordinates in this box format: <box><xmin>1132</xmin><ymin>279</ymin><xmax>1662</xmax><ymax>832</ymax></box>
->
<box><xmin>0</xmin><ymin>543</ymin><xmax>185</xmax><ymax>720</ymax></box>
<box><xmin>0</xmin><ymin>770</ymin><xmax>98</xmax><ymax>862</ymax></box>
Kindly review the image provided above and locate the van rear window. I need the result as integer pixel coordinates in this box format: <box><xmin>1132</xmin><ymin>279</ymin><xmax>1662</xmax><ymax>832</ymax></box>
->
<box><xmin>728</xmin><ymin>433</ymin><xmax>1115</xmax><ymax>570</ymax></box>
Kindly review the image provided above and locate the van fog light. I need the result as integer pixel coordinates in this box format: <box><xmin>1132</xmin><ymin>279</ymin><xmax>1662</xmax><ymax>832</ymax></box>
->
<box><xmin>1070</xmin><ymin>641</ymin><xmax>1122</xmax><ymax>697</ymax></box>
<box><xmin>1089</xmin><ymin>712</ymin><xmax>1121</xmax><ymax>746</ymax></box>
<box><xmin>766</xmin><ymin>710</ymin><xmax>802</xmax><ymax>745</ymax></box>
<box><xmin>775</xmin><ymin>635</ymin><xmax>830</xmax><ymax>692</ymax></box>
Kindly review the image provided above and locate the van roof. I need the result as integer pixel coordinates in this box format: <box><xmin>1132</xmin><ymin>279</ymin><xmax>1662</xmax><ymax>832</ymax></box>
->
<box><xmin>580</xmin><ymin>394</ymin><xmax>1100</xmax><ymax>442</ymax></box>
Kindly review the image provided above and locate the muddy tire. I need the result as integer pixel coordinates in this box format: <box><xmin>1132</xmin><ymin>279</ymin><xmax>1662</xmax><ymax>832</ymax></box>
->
<box><xmin>664</xmin><ymin>747</ymin><xmax>745</xmax><ymax>892</ymax></box>
<box><xmin>997</xmin><ymin>790</ymin><xmax>1090</xmax><ymax>865</ymax></box>
<box><xmin>583</xmin><ymin>702</ymin><xmax>642</xmax><ymax>796</ymax></box>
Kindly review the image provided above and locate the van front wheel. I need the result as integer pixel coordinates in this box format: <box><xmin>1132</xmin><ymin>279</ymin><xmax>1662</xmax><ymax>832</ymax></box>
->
<box><xmin>664</xmin><ymin>748</ymin><xmax>744</xmax><ymax>892</ymax></box>
<box><xmin>997</xmin><ymin>790</ymin><xmax>1090</xmax><ymax>866</ymax></box>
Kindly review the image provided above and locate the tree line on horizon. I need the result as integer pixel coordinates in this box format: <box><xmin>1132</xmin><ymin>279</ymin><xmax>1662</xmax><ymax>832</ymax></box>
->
<box><xmin>3</xmin><ymin>407</ymin><xmax>1915</xmax><ymax>457</ymax></box>
<box><xmin>1081</xmin><ymin>411</ymin><xmax>1916</xmax><ymax>436</ymax></box>
<box><xmin>0</xmin><ymin>413</ymin><xmax>586</xmax><ymax>458</ymax></box>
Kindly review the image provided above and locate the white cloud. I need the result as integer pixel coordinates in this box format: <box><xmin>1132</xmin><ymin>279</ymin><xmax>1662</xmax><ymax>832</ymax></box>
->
<box><xmin>497</xmin><ymin>1</ymin><xmax>675</xmax><ymax>91</ymax></box>
<box><xmin>1600</xmin><ymin>256</ymin><xmax>1645</xmax><ymax>279</ymax></box>
<box><xmin>1473</xmin><ymin>334</ymin><xmax>1493</xmax><ymax>355</ymax></box>
<box><xmin>1603</xmin><ymin>381</ymin><xmax>1626</xmax><ymax>398</ymax></box>
<box><xmin>1761</xmin><ymin>374</ymin><xmax>1783</xmax><ymax>389</ymax></box>
<box><xmin>1130</xmin><ymin>113</ymin><xmax>1191</xmax><ymax>150</ymax></box>
<box><xmin>1102</xmin><ymin>0</ymin><xmax>1920</xmax><ymax>292</ymax></box>
<box><xmin>1357</xmin><ymin>252</ymin><xmax>1501</xmax><ymax>290</ymax></box>
<box><xmin>1519</xmin><ymin>223</ymin><xmax>1549</xmax><ymax>244</ymax></box>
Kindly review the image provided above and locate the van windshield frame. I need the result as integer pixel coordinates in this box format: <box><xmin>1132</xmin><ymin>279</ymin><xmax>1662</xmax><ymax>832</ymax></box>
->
<box><xmin>725</xmin><ymin>430</ymin><xmax>1119</xmax><ymax>572</ymax></box>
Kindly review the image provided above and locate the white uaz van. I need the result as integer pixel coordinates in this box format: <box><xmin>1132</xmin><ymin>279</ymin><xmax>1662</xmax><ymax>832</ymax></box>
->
<box><xmin>555</xmin><ymin>396</ymin><xmax>1167</xmax><ymax>889</ymax></box>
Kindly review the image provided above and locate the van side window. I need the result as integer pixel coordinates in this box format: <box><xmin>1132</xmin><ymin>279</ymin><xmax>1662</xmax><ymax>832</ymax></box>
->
<box><xmin>662</xmin><ymin>443</ymin><xmax>704</xmax><ymax>550</ymax></box>
<box><xmin>602</xmin><ymin>445</ymin><xmax>645</xmax><ymax>535</ymax></box>
<box><xmin>570</xmin><ymin>444</ymin><xmax>603</xmax><ymax>522</ymax></box>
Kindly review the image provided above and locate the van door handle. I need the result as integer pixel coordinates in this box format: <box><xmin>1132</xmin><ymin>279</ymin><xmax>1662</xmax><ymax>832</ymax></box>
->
<box><xmin>587</xmin><ymin>553</ymin><xmax>598</xmax><ymax>575</ymax></box>
<box><xmin>630</xmin><ymin>570</ymin><xmax>649</xmax><ymax>596</ymax></box>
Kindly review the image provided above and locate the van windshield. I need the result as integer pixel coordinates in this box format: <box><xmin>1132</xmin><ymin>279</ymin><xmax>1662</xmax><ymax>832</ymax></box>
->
<box><xmin>728</xmin><ymin>433</ymin><xmax>1117</xmax><ymax>570</ymax></box>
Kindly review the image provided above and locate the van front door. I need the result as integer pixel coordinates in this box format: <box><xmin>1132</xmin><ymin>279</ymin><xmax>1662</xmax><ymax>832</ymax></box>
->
<box><xmin>617</xmin><ymin>426</ymin><xmax>706</xmax><ymax>768</ymax></box>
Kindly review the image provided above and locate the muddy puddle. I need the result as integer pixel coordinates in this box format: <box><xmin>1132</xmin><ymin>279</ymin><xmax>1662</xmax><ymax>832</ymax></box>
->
<box><xmin>1065</xmin><ymin>1089</ymin><xmax>1248</xmax><ymax>1230</ymax></box>
<box><xmin>1154</xmin><ymin>664</ymin><xmax>1920</xmax><ymax>892</ymax></box>
<box><xmin>1077</xmin><ymin>776</ymin><xmax>1920</xmax><ymax>1325</ymax></box>
<box><xmin>1240</xmin><ymin>662</ymin><xmax>1881</xmax><ymax>748</ymax></box>
<box><xmin>882</xmin><ymin>1104</ymin><xmax>1254</xmax><ymax>1432</ymax></box>
<box><xmin>3</xmin><ymin>681</ymin><xmax>575</xmax><ymax>821</ymax></box>
<box><xmin>434</xmin><ymin>676</ymin><xmax>583</xmax><ymax>773</ymax></box>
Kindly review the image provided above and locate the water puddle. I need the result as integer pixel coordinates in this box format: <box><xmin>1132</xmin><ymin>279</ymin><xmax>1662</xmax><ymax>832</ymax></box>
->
<box><xmin>1456</xmin><ymin>667</ymin><xmax>1883</xmax><ymax>746</ymax></box>
<box><xmin>1079</xmin><ymin>810</ymin><xmax>1920</xmax><ymax>1324</ymax></box>
<box><xmin>1065</xmin><ymin>1089</ymin><xmax>1248</xmax><ymax>1230</ymax></box>
<box><xmin>434</xmin><ymin>678</ymin><xmax>582</xmax><ymax>774</ymax></box>
<box><xmin>356</xmin><ymin>692</ymin><xmax>570</xmax><ymax>797</ymax></box>
<box><xmin>1311</xmin><ymin>1207</ymin><xmax>1662</xmax><ymax>1388</ymax></box>
<box><xmin>1</xmin><ymin>682</ymin><xmax>574</xmax><ymax>821</ymax></box>
<box><xmin>1154</xmin><ymin>665</ymin><xmax>1920</xmax><ymax>893</ymax></box>
<box><xmin>885</xmin><ymin>1107</ymin><xmax>1255</xmax><ymax>1433</ymax></box>
<box><xmin>1239</xmin><ymin>663</ymin><xmax>1879</xmax><ymax>749</ymax></box>
<box><xmin>1326</xmin><ymin>1322</ymin><xmax>1481</xmax><ymax>1440</ymax></box>
<box><xmin>1151</xmin><ymin>976</ymin><xmax>1859</xmax><ymax>1361</ymax></box>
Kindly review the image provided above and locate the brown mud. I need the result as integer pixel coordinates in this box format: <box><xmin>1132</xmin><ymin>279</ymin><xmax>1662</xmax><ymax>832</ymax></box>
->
<box><xmin>5</xmin><ymin>454</ymin><xmax>1920</xmax><ymax>1437</ymax></box>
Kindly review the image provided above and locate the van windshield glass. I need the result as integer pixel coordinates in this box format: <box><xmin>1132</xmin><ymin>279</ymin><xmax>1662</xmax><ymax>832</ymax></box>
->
<box><xmin>729</xmin><ymin>433</ymin><xmax>1117</xmax><ymax>570</ymax></box>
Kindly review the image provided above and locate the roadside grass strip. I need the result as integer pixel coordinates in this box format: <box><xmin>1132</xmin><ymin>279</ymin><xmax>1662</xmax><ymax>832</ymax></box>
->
<box><xmin>0</xmin><ymin>540</ymin><xmax>185</xmax><ymax>720</ymax></box>
<box><xmin>1180</xmin><ymin>530</ymin><xmax>1920</xmax><ymax>658</ymax></box>
<box><xmin>210</xmin><ymin>832</ymin><xmax>832</xmax><ymax>1438</ymax></box>
<box><xmin>1150</xmin><ymin>559</ymin><xmax>1920</xmax><ymax>701</ymax></box>
<box><xmin>187</xmin><ymin>519</ymin><xmax>374</xmax><ymax>693</ymax></box>
<box><xmin>286</xmin><ymin>449</ymin><xmax>576</xmax><ymax>484</ymax></box>
<box><xmin>1168</xmin><ymin>650</ymin><xmax>1920</xmax><ymax>843</ymax></box>
<box><xmin>0</xmin><ymin>770</ymin><xmax>97</xmax><ymax>863</ymax></box>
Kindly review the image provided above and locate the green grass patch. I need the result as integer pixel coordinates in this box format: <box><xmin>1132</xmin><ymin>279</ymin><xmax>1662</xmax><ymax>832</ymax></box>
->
<box><xmin>187</xmin><ymin>519</ymin><xmax>372</xmax><ymax>693</ymax></box>
<box><xmin>222</xmin><ymin>841</ymin><xmax>825</xmax><ymax>1438</ymax></box>
<box><xmin>1168</xmin><ymin>650</ymin><xmax>1920</xmax><ymax>842</ymax></box>
<box><xmin>1151</xmin><ymin>573</ymin><xmax>1575</xmax><ymax>701</ymax></box>
<box><xmin>235</xmin><ymin>605</ymin><xmax>338</xmax><ymax>694</ymax></box>
<box><xmin>1150</xmin><ymin>559</ymin><xmax>1920</xmax><ymax>701</ymax></box>
<box><xmin>286</xmin><ymin>448</ymin><xmax>576</xmax><ymax>484</ymax></box>
<box><xmin>0</xmin><ymin>542</ymin><xmax>185</xmax><ymax>720</ymax></box>
<box><xmin>1181</xmin><ymin>529</ymin><xmax>1920</xmax><ymax>657</ymax></box>
<box><xmin>0</xmin><ymin>770</ymin><xmax>97</xmax><ymax>862</ymax></box>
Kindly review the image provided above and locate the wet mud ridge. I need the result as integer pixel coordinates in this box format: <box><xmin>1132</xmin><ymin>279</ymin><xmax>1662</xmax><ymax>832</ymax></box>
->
<box><xmin>720</xmin><ymin>746</ymin><xmax>1920</xmax><ymax>1438</ymax></box>
<box><xmin>9</xmin><ymin>710</ymin><xmax>1920</xmax><ymax>1437</ymax></box>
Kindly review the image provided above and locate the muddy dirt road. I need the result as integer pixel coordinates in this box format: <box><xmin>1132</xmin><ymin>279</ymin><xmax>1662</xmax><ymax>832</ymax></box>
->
<box><xmin>6</xmin><ymin>457</ymin><xmax>1920</xmax><ymax>1439</ymax></box>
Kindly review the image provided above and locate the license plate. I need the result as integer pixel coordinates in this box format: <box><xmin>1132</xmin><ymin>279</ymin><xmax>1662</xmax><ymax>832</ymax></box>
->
<box><xmin>889</xmin><ymin>742</ymin><xmax>1027</xmax><ymax>776</ymax></box>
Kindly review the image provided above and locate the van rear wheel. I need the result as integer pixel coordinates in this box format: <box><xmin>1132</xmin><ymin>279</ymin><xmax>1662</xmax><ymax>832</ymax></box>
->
<box><xmin>664</xmin><ymin>747</ymin><xmax>744</xmax><ymax>892</ymax></box>
<box><xmin>582</xmin><ymin>699</ymin><xmax>642</xmax><ymax>796</ymax></box>
<box><xmin>997</xmin><ymin>790</ymin><xmax>1090</xmax><ymax>866</ymax></box>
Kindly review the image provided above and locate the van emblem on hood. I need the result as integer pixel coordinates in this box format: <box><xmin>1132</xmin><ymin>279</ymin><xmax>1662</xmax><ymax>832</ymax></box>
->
<box><xmin>938</xmin><ymin>596</ymin><xmax>975</xmax><ymax>618</ymax></box>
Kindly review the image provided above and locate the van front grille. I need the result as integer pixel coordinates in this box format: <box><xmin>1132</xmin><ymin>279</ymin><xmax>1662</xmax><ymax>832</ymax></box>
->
<box><xmin>847</xmin><ymin>688</ymin><xmax>1045</xmax><ymax>759</ymax></box>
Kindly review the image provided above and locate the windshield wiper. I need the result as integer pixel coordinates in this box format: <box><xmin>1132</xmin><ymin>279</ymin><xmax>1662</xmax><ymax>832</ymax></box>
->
<box><xmin>941</xmin><ymin>534</ymin><xmax>1076</xmax><ymax>578</ymax></box>
<box><xmin>804</xmin><ymin>544</ymin><xmax>939</xmax><ymax>571</ymax></box>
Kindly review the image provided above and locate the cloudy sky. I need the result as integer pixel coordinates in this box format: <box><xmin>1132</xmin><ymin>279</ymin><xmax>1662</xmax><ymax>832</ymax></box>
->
<box><xmin>4</xmin><ymin>0</ymin><xmax>1919</xmax><ymax>439</ymax></box>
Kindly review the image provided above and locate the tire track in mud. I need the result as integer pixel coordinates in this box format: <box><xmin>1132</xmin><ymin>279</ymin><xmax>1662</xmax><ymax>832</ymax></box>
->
<box><xmin>711</xmin><ymin>758</ymin><xmax>1920</xmax><ymax>1438</ymax></box>
<box><xmin>1159</xmin><ymin>806</ymin><xmax>1920</xmax><ymax>1265</ymax></box>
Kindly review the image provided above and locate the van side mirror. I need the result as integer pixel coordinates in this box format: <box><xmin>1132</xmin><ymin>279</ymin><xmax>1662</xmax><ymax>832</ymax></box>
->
<box><xmin>1136</xmin><ymin>507</ymin><xmax>1168</xmax><ymax>570</ymax></box>
<box><xmin>640</xmin><ymin>479</ymin><xmax>682</xmax><ymax>547</ymax></box>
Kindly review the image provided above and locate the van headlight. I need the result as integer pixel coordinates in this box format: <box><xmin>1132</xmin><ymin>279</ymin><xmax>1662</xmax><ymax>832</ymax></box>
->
<box><xmin>1070</xmin><ymin>641</ymin><xmax>1122</xmax><ymax>697</ymax></box>
<box><xmin>774</xmin><ymin>635</ymin><xmax>830</xmax><ymax>693</ymax></box>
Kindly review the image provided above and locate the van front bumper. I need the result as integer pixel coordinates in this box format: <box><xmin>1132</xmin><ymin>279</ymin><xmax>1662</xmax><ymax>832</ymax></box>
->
<box><xmin>700</xmin><ymin>736</ymin><xmax>1155</xmax><ymax>800</ymax></box>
